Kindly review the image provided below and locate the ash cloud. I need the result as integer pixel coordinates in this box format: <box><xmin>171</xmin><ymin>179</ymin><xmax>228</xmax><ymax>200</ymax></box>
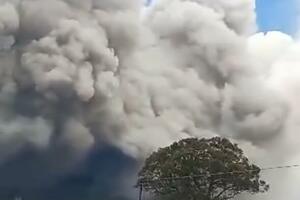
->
<box><xmin>0</xmin><ymin>0</ymin><xmax>297</xmax><ymax>199</ymax></box>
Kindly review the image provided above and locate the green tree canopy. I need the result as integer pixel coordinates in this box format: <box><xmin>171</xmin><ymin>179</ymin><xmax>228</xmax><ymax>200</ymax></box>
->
<box><xmin>138</xmin><ymin>137</ymin><xmax>269</xmax><ymax>200</ymax></box>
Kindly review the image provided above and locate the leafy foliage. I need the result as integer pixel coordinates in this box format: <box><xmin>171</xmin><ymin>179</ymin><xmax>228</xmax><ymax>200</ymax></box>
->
<box><xmin>138</xmin><ymin>137</ymin><xmax>269</xmax><ymax>200</ymax></box>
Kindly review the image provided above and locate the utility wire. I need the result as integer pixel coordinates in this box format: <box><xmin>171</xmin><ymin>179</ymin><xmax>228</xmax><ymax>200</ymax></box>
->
<box><xmin>137</xmin><ymin>164</ymin><xmax>300</xmax><ymax>185</ymax></box>
<box><xmin>261</xmin><ymin>164</ymin><xmax>300</xmax><ymax>171</ymax></box>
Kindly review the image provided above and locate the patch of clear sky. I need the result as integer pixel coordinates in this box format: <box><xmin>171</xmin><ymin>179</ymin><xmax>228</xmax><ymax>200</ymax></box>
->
<box><xmin>256</xmin><ymin>0</ymin><xmax>300</xmax><ymax>35</ymax></box>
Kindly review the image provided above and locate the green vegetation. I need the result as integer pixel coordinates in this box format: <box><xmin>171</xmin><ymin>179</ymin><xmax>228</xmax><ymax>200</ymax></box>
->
<box><xmin>138</xmin><ymin>137</ymin><xmax>269</xmax><ymax>200</ymax></box>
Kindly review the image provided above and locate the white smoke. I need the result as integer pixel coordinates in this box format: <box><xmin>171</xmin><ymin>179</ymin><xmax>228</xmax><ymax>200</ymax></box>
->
<box><xmin>244</xmin><ymin>31</ymin><xmax>300</xmax><ymax>200</ymax></box>
<box><xmin>0</xmin><ymin>0</ymin><xmax>298</xmax><ymax>199</ymax></box>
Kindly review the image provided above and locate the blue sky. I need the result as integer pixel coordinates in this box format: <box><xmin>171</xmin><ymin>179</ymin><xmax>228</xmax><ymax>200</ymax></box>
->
<box><xmin>145</xmin><ymin>0</ymin><xmax>300</xmax><ymax>35</ymax></box>
<box><xmin>256</xmin><ymin>0</ymin><xmax>299</xmax><ymax>35</ymax></box>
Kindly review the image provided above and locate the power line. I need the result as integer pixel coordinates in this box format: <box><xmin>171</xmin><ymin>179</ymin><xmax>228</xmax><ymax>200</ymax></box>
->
<box><xmin>138</xmin><ymin>164</ymin><xmax>300</xmax><ymax>185</ymax></box>
<box><xmin>261</xmin><ymin>164</ymin><xmax>300</xmax><ymax>171</ymax></box>
<box><xmin>136</xmin><ymin>164</ymin><xmax>300</xmax><ymax>200</ymax></box>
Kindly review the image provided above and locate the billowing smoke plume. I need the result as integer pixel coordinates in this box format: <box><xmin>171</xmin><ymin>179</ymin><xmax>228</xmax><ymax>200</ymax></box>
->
<box><xmin>0</xmin><ymin>0</ymin><xmax>298</xmax><ymax>199</ymax></box>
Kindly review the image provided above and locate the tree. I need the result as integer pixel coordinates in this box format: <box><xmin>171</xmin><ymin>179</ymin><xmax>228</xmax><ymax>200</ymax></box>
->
<box><xmin>137</xmin><ymin>137</ymin><xmax>269</xmax><ymax>200</ymax></box>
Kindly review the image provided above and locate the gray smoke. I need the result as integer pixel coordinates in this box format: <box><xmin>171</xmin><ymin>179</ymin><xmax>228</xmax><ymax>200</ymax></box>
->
<box><xmin>0</xmin><ymin>0</ymin><xmax>297</xmax><ymax>199</ymax></box>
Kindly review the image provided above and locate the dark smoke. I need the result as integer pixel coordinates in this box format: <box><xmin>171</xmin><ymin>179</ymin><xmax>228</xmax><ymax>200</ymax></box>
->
<box><xmin>0</xmin><ymin>146</ymin><xmax>138</xmax><ymax>200</ymax></box>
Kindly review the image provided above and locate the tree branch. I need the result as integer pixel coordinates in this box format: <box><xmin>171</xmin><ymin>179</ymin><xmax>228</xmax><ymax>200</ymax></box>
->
<box><xmin>212</xmin><ymin>186</ymin><xmax>234</xmax><ymax>200</ymax></box>
<box><xmin>207</xmin><ymin>180</ymin><xmax>213</xmax><ymax>198</ymax></box>
<box><xmin>222</xmin><ymin>191</ymin><xmax>242</xmax><ymax>200</ymax></box>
